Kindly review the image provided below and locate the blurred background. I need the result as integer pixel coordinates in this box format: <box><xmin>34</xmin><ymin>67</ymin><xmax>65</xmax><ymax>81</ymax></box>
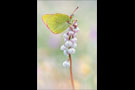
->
<box><xmin>37</xmin><ymin>0</ymin><xmax>97</xmax><ymax>90</ymax></box>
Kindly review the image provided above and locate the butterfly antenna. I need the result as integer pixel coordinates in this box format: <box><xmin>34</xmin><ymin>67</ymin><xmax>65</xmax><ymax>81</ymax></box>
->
<box><xmin>70</xmin><ymin>6</ymin><xmax>79</xmax><ymax>19</ymax></box>
<box><xmin>71</xmin><ymin>6</ymin><xmax>79</xmax><ymax>16</ymax></box>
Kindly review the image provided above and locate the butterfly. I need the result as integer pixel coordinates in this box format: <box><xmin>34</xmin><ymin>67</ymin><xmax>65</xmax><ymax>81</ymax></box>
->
<box><xmin>42</xmin><ymin>7</ymin><xmax>79</xmax><ymax>34</ymax></box>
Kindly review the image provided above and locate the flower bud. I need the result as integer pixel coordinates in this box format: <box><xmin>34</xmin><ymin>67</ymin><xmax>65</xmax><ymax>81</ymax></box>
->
<box><xmin>64</xmin><ymin>38</ymin><xmax>68</xmax><ymax>42</ymax></box>
<box><xmin>71</xmin><ymin>25</ymin><xmax>75</xmax><ymax>29</ymax></box>
<box><xmin>65</xmin><ymin>41</ymin><xmax>73</xmax><ymax>47</ymax></box>
<box><xmin>66</xmin><ymin>27</ymin><xmax>70</xmax><ymax>31</ymax></box>
<box><xmin>74</xmin><ymin>22</ymin><xmax>77</xmax><ymax>26</ymax></box>
<box><xmin>68</xmin><ymin>31</ymin><xmax>74</xmax><ymax>36</ymax></box>
<box><xmin>63</xmin><ymin>33</ymin><xmax>69</xmax><ymax>39</ymax></box>
<box><xmin>60</xmin><ymin>45</ymin><xmax>66</xmax><ymax>50</ymax></box>
<box><xmin>64</xmin><ymin>50</ymin><xmax>68</xmax><ymax>56</ymax></box>
<box><xmin>71</xmin><ymin>37</ymin><xmax>77</xmax><ymax>43</ymax></box>
<box><xmin>72</xmin><ymin>33</ymin><xmax>77</xmax><ymax>38</ymax></box>
<box><xmin>63</xmin><ymin>60</ymin><xmax>70</xmax><ymax>68</ymax></box>
<box><xmin>74</xmin><ymin>27</ymin><xmax>79</xmax><ymax>33</ymax></box>
<box><xmin>68</xmin><ymin>48</ymin><xmax>75</xmax><ymax>54</ymax></box>
<box><xmin>72</xmin><ymin>43</ymin><xmax>77</xmax><ymax>48</ymax></box>
<box><xmin>68</xmin><ymin>26</ymin><xmax>75</xmax><ymax>31</ymax></box>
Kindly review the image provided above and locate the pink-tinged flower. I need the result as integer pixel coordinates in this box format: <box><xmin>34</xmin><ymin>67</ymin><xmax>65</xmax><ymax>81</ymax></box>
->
<box><xmin>63</xmin><ymin>60</ymin><xmax>70</xmax><ymax>68</ymax></box>
<box><xmin>74</xmin><ymin>22</ymin><xmax>77</xmax><ymax>26</ymax></box>
<box><xmin>72</xmin><ymin>33</ymin><xmax>77</xmax><ymax>38</ymax></box>
<box><xmin>60</xmin><ymin>20</ymin><xmax>79</xmax><ymax>67</ymax></box>
<box><xmin>68</xmin><ymin>48</ymin><xmax>75</xmax><ymax>54</ymax></box>
<box><xmin>72</xmin><ymin>43</ymin><xmax>77</xmax><ymax>48</ymax></box>
<box><xmin>63</xmin><ymin>33</ymin><xmax>69</xmax><ymax>39</ymax></box>
<box><xmin>71</xmin><ymin>37</ymin><xmax>77</xmax><ymax>43</ymax></box>
<box><xmin>74</xmin><ymin>27</ymin><xmax>79</xmax><ymax>33</ymax></box>
<box><xmin>65</xmin><ymin>41</ymin><xmax>73</xmax><ymax>47</ymax></box>
<box><xmin>60</xmin><ymin>45</ymin><xmax>66</xmax><ymax>50</ymax></box>
<box><xmin>64</xmin><ymin>38</ymin><xmax>68</xmax><ymax>42</ymax></box>
<box><xmin>68</xmin><ymin>31</ymin><xmax>74</xmax><ymax>36</ymax></box>
<box><xmin>64</xmin><ymin>50</ymin><xmax>68</xmax><ymax>56</ymax></box>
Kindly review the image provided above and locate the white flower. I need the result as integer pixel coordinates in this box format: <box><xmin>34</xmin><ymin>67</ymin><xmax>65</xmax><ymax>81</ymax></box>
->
<box><xmin>68</xmin><ymin>31</ymin><xmax>74</xmax><ymax>36</ymax></box>
<box><xmin>61</xmin><ymin>21</ymin><xmax>78</xmax><ymax>56</ymax></box>
<box><xmin>68</xmin><ymin>26</ymin><xmax>74</xmax><ymax>31</ymax></box>
<box><xmin>71</xmin><ymin>25</ymin><xmax>75</xmax><ymax>29</ymax></box>
<box><xmin>65</xmin><ymin>41</ymin><xmax>73</xmax><ymax>47</ymax></box>
<box><xmin>63</xmin><ymin>33</ymin><xmax>69</xmax><ymax>39</ymax></box>
<box><xmin>74</xmin><ymin>27</ymin><xmax>79</xmax><ymax>33</ymax></box>
<box><xmin>64</xmin><ymin>50</ymin><xmax>68</xmax><ymax>56</ymax></box>
<box><xmin>71</xmin><ymin>37</ymin><xmax>77</xmax><ymax>43</ymax></box>
<box><xmin>64</xmin><ymin>38</ymin><xmax>68</xmax><ymax>42</ymax></box>
<box><xmin>66</xmin><ymin>27</ymin><xmax>71</xmax><ymax>31</ymax></box>
<box><xmin>73</xmin><ymin>33</ymin><xmax>77</xmax><ymax>37</ymax></box>
<box><xmin>68</xmin><ymin>48</ymin><xmax>75</xmax><ymax>54</ymax></box>
<box><xmin>72</xmin><ymin>43</ymin><xmax>77</xmax><ymax>48</ymax></box>
<box><xmin>60</xmin><ymin>45</ymin><xmax>66</xmax><ymax>50</ymax></box>
<box><xmin>63</xmin><ymin>60</ymin><xmax>70</xmax><ymax>68</ymax></box>
<box><xmin>74</xmin><ymin>22</ymin><xmax>77</xmax><ymax>26</ymax></box>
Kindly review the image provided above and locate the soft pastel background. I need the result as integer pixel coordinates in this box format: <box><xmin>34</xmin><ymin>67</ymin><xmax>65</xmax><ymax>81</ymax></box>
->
<box><xmin>37</xmin><ymin>0</ymin><xmax>97</xmax><ymax>90</ymax></box>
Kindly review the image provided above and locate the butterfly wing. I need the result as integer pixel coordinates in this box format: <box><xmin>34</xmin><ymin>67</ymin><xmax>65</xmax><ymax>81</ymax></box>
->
<box><xmin>42</xmin><ymin>14</ymin><xmax>52</xmax><ymax>24</ymax></box>
<box><xmin>42</xmin><ymin>13</ymin><xmax>71</xmax><ymax>34</ymax></box>
<box><xmin>42</xmin><ymin>14</ymin><xmax>54</xmax><ymax>33</ymax></box>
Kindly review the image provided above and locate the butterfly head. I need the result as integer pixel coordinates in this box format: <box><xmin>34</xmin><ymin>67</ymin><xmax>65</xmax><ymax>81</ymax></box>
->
<box><xmin>67</xmin><ymin>15</ymin><xmax>74</xmax><ymax>25</ymax></box>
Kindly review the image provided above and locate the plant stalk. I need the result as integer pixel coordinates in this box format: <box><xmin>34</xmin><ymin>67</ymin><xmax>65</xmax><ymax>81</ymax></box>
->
<box><xmin>69</xmin><ymin>54</ymin><xmax>75</xmax><ymax>90</ymax></box>
<box><xmin>68</xmin><ymin>27</ymin><xmax>75</xmax><ymax>90</ymax></box>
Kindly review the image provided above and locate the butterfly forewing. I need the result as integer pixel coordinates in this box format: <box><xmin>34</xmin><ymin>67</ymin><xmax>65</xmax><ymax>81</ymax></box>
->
<box><xmin>42</xmin><ymin>14</ymin><xmax>53</xmax><ymax>24</ymax></box>
<box><xmin>44</xmin><ymin>13</ymin><xmax>71</xmax><ymax>34</ymax></box>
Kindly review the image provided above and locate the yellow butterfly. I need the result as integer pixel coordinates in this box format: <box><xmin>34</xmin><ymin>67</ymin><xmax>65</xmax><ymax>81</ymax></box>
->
<box><xmin>42</xmin><ymin>7</ymin><xmax>79</xmax><ymax>34</ymax></box>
